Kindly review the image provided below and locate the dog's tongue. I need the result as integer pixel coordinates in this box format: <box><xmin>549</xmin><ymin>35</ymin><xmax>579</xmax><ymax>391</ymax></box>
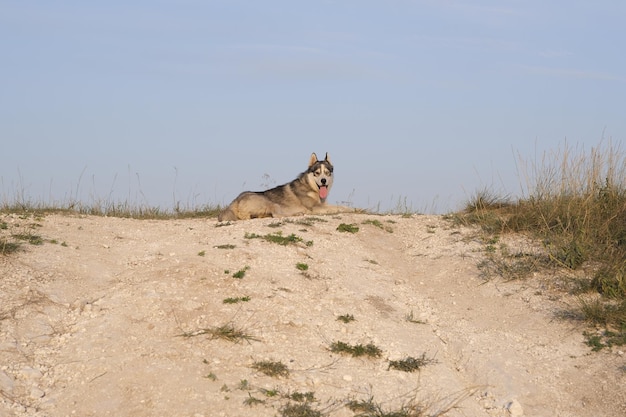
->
<box><xmin>319</xmin><ymin>186</ymin><xmax>328</xmax><ymax>199</ymax></box>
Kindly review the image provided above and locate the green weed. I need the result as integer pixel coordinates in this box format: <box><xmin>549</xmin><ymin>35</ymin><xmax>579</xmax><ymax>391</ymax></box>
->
<box><xmin>243</xmin><ymin>394</ymin><xmax>265</xmax><ymax>406</ymax></box>
<box><xmin>280</xmin><ymin>402</ymin><xmax>322</xmax><ymax>417</ymax></box>
<box><xmin>387</xmin><ymin>354</ymin><xmax>437</xmax><ymax>372</ymax></box>
<box><xmin>337</xmin><ymin>223</ymin><xmax>359</xmax><ymax>233</ymax></box>
<box><xmin>329</xmin><ymin>341</ymin><xmax>382</xmax><ymax>358</ymax></box>
<box><xmin>345</xmin><ymin>397</ymin><xmax>427</xmax><ymax>417</ymax></box>
<box><xmin>178</xmin><ymin>323</ymin><xmax>259</xmax><ymax>343</ymax></box>
<box><xmin>232</xmin><ymin>266</ymin><xmax>250</xmax><ymax>279</ymax></box>
<box><xmin>215</xmin><ymin>244</ymin><xmax>236</xmax><ymax>249</ymax></box>
<box><xmin>1</xmin><ymin>239</ymin><xmax>22</xmax><ymax>255</ymax></box>
<box><xmin>362</xmin><ymin>219</ymin><xmax>393</xmax><ymax>233</ymax></box>
<box><xmin>223</xmin><ymin>296</ymin><xmax>250</xmax><ymax>304</ymax></box>
<box><xmin>12</xmin><ymin>233</ymin><xmax>44</xmax><ymax>245</ymax></box>
<box><xmin>287</xmin><ymin>391</ymin><xmax>315</xmax><ymax>402</ymax></box>
<box><xmin>245</xmin><ymin>231</ymin><xmax>313</xmax><ymax>247</ymax></box>
<box><xmin>405</xmin><ymin>310</ymin><xmax>426</xmax><ymax>324</ymax></box>
<box><xmin>286</xmin><ymin>217</ymin><xmax>328</xmax><ymax>226</ymax></box>
<box><xmin>251</xmin><ymin>360</ymin><xmax>290</xmax><ymax>378</ymax></box>
<box><xmin>337</xmin><ymin>314</ymin><xmax>355</xmax><ymax>323</ymax></box>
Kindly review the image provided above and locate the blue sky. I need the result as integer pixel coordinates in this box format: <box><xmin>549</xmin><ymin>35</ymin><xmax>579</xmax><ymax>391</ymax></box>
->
<box><xmin>2</xmin><ymin>1</ymin><xmax>625</xmax><ymax>213</ymax></box>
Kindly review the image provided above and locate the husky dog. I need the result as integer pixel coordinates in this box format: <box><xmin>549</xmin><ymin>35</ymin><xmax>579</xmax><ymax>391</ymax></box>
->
<box><xmin>218</xmin><ymin>153</ymin><xmax>352</xmax><ymax>221</ymax></box>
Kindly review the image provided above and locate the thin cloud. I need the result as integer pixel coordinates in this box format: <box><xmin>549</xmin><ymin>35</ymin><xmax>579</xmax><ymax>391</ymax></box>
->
<box><xmin>538</xmin><ymin>49</ymin><xmax>574</xmax><ymax>59</ymax></box>
<box><xmin>412</xmin><ymin>34</ymin><xmax>522</xmax><ymax>53</ymax></box>
<box><xmin>214</xmin><ymin>42</ymin><xmax>396</xmax><ymax>82</ymax></box>
<box><xmin>521</xmin><ymin>65</ymin><xmax>626</xmax><ymax>82</ymax></box>
<box><xmin>434</xmin><ymin>0</ymin><xmax>524</xmax><ymax>19</ymax></box>
<box><xmin>227</xmin><ymin>43</ymin><xmax>326</xmax><ymax>55</ymax></box>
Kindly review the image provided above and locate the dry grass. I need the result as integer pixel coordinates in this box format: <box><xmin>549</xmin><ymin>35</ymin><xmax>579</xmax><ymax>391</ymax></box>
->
<box><xmin>178</xmin><ymin>323</ymin><xmax>259</xmax><ymax>343</ymax></box>
<box><xmin>453</xmin><ymin>140</ymin><xmax>626</xmax><ymax>349</ymax></box>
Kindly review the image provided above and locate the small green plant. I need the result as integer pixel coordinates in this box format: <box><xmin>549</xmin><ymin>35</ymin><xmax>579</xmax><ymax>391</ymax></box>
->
<box><xmin>296</xmin><ymin>262</ymin><xmax>309</xmax><ymax>271</ymax></box>
<box><xmin>363</xmin><ymin>219</ymin><xmax>383</xmax><ymax>228</ymax></box>
<box><xmin>261</xmin><ymin>388</ymin><xmax>280</xmax><ymax>397</ymax></box>
<box><xmin>329</xmin><ymin>341</ymin><xmax>382</xmax><ymax>358</ymax></box>
<box><xmin>405</xmin><ymin>310</ymin><xmax>426</xmax><ymax>324</ymax></box>
<box><xmin>243</xmin><ymin>394</ymin><xmax>265</xmax><ymax>406</ymax></box>
<box><xmin>1</xmin><ymin>239</ymin><xmax>22</xmax><ymax>255</ymax></box>
<box><xmin>579</xmin><ymin>297</ymin><xmax>626</xmax><ymax>350</ymax></box>
<box><xmin>198</xmin><ymin>250</ymin><xmax>206</xmax><ymax>256</ymax></box>
<box><xmin>346</xmin><ymin>396</ymin><xmax>441</xmax><ymax>417</ymax></box>
<box><xmin>252</xmin><ymin>360</ymin><xmax>290</xmax><ymax>378</ymax></box>
<box><xmin>280</xmin><ymin>403</ymin><xmax>322</xmax><ymax>417</ymax></box>
<box><xmin>337</xmin><ymin>314</ymin><xmax>355</xmax><ymax>323</ymax></box>
<box><xmin>346</xmin><ymin>398</ymin><xmax>379</xmax><ymax>415</ymax></box>
<box><xmin>223</xmin><ymin>296</ymin><xmax>251</xmax><ymax>304</ymax></box>
<box><xmin>232</xmin><ymin>266</ymin><xmax>250</xmax><ymax>279</ymax></box>
<box><xmin>286</xmin><ymin>217</ymin><xmax>328</xmax><ymax>226</ymax></box>
<box><xmin>477</xmin><ymin>252</ymin><xmax>549</xmax><ymax>282</ymax></box>
<box><xmin>387</xmin><ymin>353</ymin><xmax>437</xmax><ymax>372</ymax></box>
<box><xmin>12</xmin><ymin>233</ymin><xmax>44</xmax><ymax>245</ymax></box>
<box><xmin>592</xmin><ymin>265</ymin><xmax>626</xmax><ymax>298</ymax></box>
<box><xmin>204</xmin><ymin>372</ymin><xmax>217</xmax><ymax>381</ymax></box>
<box><xmin>245</xmin><ymin>231</ymin><xmax>313</xmax><ymax>247</ymax></box>
<box><xmin>215</xmin><ymin>244</ymin><xmax>236</xmax><ymax>249</ymax></box>
<box><xmin>178</xmin><ymin>323</ymin><xmax>259</xmax><ymax>343</ymax></box>
<box><xmin>362</xmin><ymin>219</ymin><xmax>393</xmax><ymax>233</ymax></box>
<box><xmin>584</xmin><ymin>332</ymin><xmax>606</xmax><ymax>351</ymax></box>
<box><xmin>337</xmin><ymin>223</ymin><xmax>359</xmax><ymax>233</ymax></box>
<box><xmin>287</xmin><ymin>391</ymin><xmax>316</xmax><ymax>402</ymax></box>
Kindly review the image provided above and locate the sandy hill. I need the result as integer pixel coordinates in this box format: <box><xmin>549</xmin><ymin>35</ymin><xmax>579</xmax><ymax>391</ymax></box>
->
<box><xmin>1</xmin><ymin>213</ymin><xmax>625</xmax><ymax>417</ymax></box>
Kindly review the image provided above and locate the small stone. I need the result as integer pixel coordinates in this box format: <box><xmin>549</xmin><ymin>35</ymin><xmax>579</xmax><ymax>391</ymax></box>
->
<box><xmin>506</xmin><ymin>399</ymin><xmax>524</xmax><ymax>416</ymax></box>
<box><xmin>0</xmin><ymin>371</ymin><xmax>15</xmax><ymax>394</ymax></box>
<box><xmin>30</xmin><ymin>387</ymin><xmax>45</xmax><ymax>399</ymax></box>
<box><xmin>20</xmin><ymin>366</ymin><xmax>43</xmax><ymax>381</ymax></box>
<box><xmin>342</xmin><ymin>375</ymin><xmax>353</xmax><ymax>382</ymax></box>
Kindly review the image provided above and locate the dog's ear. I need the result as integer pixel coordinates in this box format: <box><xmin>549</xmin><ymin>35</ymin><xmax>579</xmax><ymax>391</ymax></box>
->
<box><xmin>324</xmin><ymin>152</ymin><xmax>331</xmax><ymax>164</ymax></box>
<box><xmin>309</xmin><ymin>153</ymin><xmax>318</xmax><ymax>167</ymax></box>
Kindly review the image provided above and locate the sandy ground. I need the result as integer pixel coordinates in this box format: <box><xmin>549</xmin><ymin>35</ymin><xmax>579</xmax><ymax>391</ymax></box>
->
<box><xmin>1</xmin><ymin>212</ymin><xmax>625</xmax><ymax>417</ymax></box>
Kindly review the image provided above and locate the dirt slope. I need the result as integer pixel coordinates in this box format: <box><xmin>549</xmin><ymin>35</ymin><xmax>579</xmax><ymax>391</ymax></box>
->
<box><xmin>1</xmin><ymin>213</ymin><xmax>625</xmax><ymax>417</ymax></box>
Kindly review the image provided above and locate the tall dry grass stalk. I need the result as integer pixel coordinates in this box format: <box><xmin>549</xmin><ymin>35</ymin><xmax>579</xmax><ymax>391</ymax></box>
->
<box><xmin>518</xmin><ymin>140</ymin><xmax>626</xmax><ymax>201</ymax></box>
<box><xmin>458</xmin><ymin>140</ymin><xmax>626</xmax><ymax>343</ymax></box>
<box><xmin>513</xmin><ymin>140</ymin><xmax>626</xmax><ymax>271</ymax></box>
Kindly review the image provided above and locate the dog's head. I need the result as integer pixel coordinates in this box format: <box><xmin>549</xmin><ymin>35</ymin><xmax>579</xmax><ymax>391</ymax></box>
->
<box><xmin>307</xmin><ymin>152</ymin><xmax>334</xmax><ymax>201</ymax></box>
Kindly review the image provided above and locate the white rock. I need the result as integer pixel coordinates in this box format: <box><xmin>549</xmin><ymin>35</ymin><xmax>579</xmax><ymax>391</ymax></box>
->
<box><xmin>30</xmin><ymin>387</ymin><xmax>45</xmax><ymax>399</ymax></box>
<box><xmin>20</xmin><ymin>366</ymin><xmax>43</xmax><ymax>381</ymax></box>
<box><xmin>0</xmin><ymin>371</ymin><xmax>15</xmax><ymax>394</ymax></box>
